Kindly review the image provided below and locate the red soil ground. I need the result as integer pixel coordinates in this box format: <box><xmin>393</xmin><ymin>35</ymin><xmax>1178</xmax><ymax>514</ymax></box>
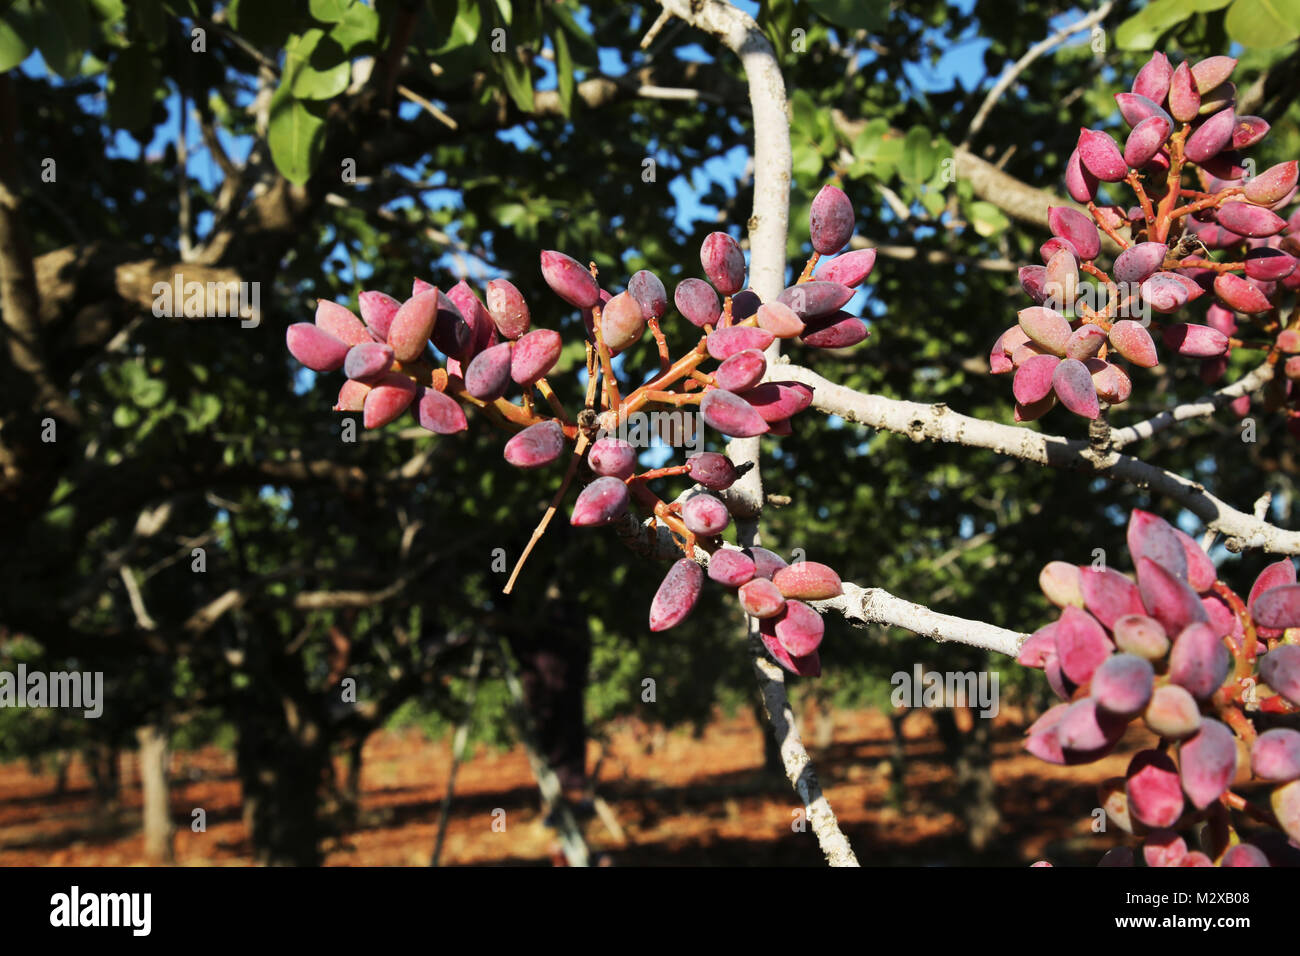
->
<box><xmin>0</xmin><ymin>705</ymin><xmax>1159</xmax><ymax>866</ymax></box>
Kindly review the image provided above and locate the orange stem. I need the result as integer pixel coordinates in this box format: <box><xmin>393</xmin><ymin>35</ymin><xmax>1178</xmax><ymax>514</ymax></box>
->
<box><xmin>797</xmin><ymin>252</ymin><xmax>820</xmax><ymax>283</ymax></box>
<box><xmin>647</xmin><ymin>315</ymin><xmax>671</xmax><ymax>375</ymax></box>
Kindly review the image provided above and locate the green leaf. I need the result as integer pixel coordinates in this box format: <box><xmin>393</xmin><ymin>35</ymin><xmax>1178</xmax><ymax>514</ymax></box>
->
<box><xmin>929</xmin><ymin>136</ymin><xmax>954</xmax><ymax>183</ymax></box>
<box><xmin>119</xmin><ymin>359</ymin><xmax>143</xmax><ymax>390</ymax></box>
<box><xmin>113</xmin><ymin>404</ymin><xmax>139</xmax><ymax>428</ymax></box>
<box><xmin>851</xmin><ymin>118</ymin><xmax>889</xmax><ymax>162</ymax></box>
<box><xmin>186</xmin><ymin>393</ymin><xmax>222</xmax><ymax>430</ymax></box>
<box><xmin>435</xmin><ymin>0</ymin><xmax>481</xmax><ymax>53</ymax></box>
<box><xmin>791</xmin><ymin>138</ymin><xmax>823</xmax><ymax>182</ymax></box>
<box><xmin>898</xmin><ymin>126</ymin><xmax>935</xmax><ymax>185</ymax></box>
<box><xmin>134</xmin><ymin>378</ymin><xmax>166</xmax><ymax>408</ymax></box>
<box><xmin>288</xmin><ymin>29</ymin><xmax>350</xmax><ymax>100</ymax></box>
<box><xmin>1116</xmin><ymin>0</ymin><xmax>1196</xmax><ymax>50</ymax></box>
<box><xmin>107</xmin><ymin>45</ymin><xmax>157</xmax><ymax>131</ymax></box>
<box><xmin>31</xmin><ymin>0</ymin><xmax>92</xmax><ymax>78</ymax></box>
<box><xmin>44</xmin><ymin>503</ymin><xmax>74</xmax><ymax>529</ymax></box>
<box><xmin>268</xmin><ymin>88</ymin><xmax>326</xmax><ymax>184</ymax></box>
<box><xmin>1225</xmin><ymin>0</ymin><xmax>1300</xmax><ymax>48</ymax></box>
<box><xmin>967</xmin><ymin>200</ymin><xmax>1009</xmax><ymax>238</ymax></box>
<box><xmin>788</xmin><ymin>88</ymin><xmax>818</xmax><ymax>125</ymax></box>
<box><xmin>88</xmin><ymin>0</ymin><xmax>126</xmax><ymax>21</ymax></box>
<box><xmin>309</xmin><ymin>0</ymin><xmax>350</xmax><ymax>22</ymax></box>
<box><xmin>493</xmin><ymin>202</ymin><xmax>528</xmax><ymax>230</ymax></box>
<box><xmin>918</xmin><ymin>186</ymin><xmax>945</xmax><ymax>218</ymax></box>
<box><xmin>497</xmin><ymin>55</ymin><xmax>534</xmax><ymax>113</ymax></box>
<box><xmin>804</xmin><ymin>0</ymin><xmax>888</xmax><ymax>32</ymax></box>
<box><xmin>0</xmin><ymin>19</ymin><xmax>31</xmax><ymax>71</ymax></box>
<box><xmin>553</xmin><ymin>26</ymin><xmax>573</xmax><ymax>118</ymax></box>
<box><xmin>329</xmin><ymin>0</ymin><xmax>379</xmax><ymax>52</ymax></box>
<box><xmin>550</xmin><ymin>2</ymin><xmax>595</xmax><ymax>49</ymax></box>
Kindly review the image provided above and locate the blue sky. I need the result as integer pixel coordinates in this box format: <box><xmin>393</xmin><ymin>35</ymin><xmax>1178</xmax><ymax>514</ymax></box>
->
<box><xmin>22</xmin><ymin>0</ymin><xmax>1105</xmax><ymax>412</ymax></box>
<box><xmin>30</xmin><ymin>0</ymin><xmax>1017</xmax><ymax>270</ymax></box>
<box><xmin>20</xmin><ymin>0</ymin><xmax>1120</xmax><ymax>273</ymax></box>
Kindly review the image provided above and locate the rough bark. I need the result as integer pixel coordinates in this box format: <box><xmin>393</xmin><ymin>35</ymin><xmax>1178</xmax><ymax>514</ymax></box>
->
<box><xmin>136</xmin><ymin>723</ymin><xmax>175</xmax><ymax>864</ymax></box>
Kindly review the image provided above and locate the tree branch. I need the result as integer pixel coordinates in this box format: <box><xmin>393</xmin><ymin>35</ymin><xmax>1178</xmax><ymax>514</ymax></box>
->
<box><xmin>1110</xmin><ymin>361</ymin><xmax>1275</xmax><ymax>449</ymax></box>
<box><xmin>657</xmin><ymin>0</ymin><xmax>858</xmax><ymax>869</ymax></box>
<box><xmin>0</xmin><ymin>77</ymin><xmax>80</xmax><ymax>426</ymax></box>
<box><xmin>183</xmin><ymin>555</ymin><xmax>437</xmax><ymax>634</ymax></box>
<box><xmin>748</xmin><ymin>638</ymin><xmax>860</xmax><ymax>865</ymax></box>
<box><xmin>33</xmin><ymin>242</ymin><xmax>245</xmax><ymax>327</ymax></box>
<box><xmin>815</xmin><ymin>584</ymin><xmax>1027</xmax><ymax>658</ymax></box>
<box><xmin>959</xmin><ymin>1</ymin><xmax>1115</xmax><ymax>152</ymax></box>
<box><xmin>776</xmin><ymin>361</ymin><xmax>1300</xmax><ymax>555</ymax></box>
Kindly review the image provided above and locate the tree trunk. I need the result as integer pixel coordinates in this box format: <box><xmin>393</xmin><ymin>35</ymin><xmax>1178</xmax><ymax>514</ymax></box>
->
<box><xmin>813</xmin><ymin>692</ymin><xmax>835</xmax><ymax>750</ymax></box>
<box><xmin>504</xmin><ymin>592</ymin><xmax>592</xmax><ymax>799</ymax></box>
<box><xmin>329</xmin><ymin>732</ymin><xmax>367</xmax><ymax>832</ymax></box>
<box><xmin>85</xmin><ymin>741</ymin><xmax>120</xmax><ymax>817</ymax></box>
<box><xmin>933</xmin><ymin>708</ymin><xmax>1000</xmax><ymax>854</ymax></box>
<box><xmin>235</xmin><ymin>694</ymin><xmax>329</xmax><ymax>866</ymax></box>
<box><xmin>345</xmin><ymin>734</ymin><xmax>365</xmax><ymax>812</ymax></box>
<box><xmin>887</xmin><ymin>710</ymin><xmax>908</xmax><ymax>807</ymax></box>
<box><xmin>963</xmin><ymin>715</ymin><xmax>1000</xmax><ymax>852</ymax></box>
<box><xmin>136</xmin><ymin>723</ymin><xmax>174</xmax><ymax>864</ymax></box>
<box><xmin>52</xmin><ymin>750</ymin><xmax>70</xmax><ymax>795</ymax></box>
<box><xmin>752</xmin><ymin>696</ymin><xmax>786</xmax><ymax>781</ymax></box>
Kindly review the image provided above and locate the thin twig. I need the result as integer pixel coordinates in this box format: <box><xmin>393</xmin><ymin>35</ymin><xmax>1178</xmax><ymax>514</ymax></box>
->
<box><xmin>640</xmin><ymin>9</ymin><xmax>673</xmax><ymax>48</ymax></box>
<box><xmin>395</xmin><ymin>84</ymin><xmax>458</xmax><ymax>130</ymax></box>
<box><xmin>119</xmin><ymin>565</ymin><xmax>158</xmax><ymax>631</ymax></box>
<box><xmin>960</xmin><ymin>1</ymin><xmax>1115</xmax><ymax>153</ymax></box>
<box><xmin>1110</xmin><ymin>361</ymin><xmax>1275</xmax><ymax>448</ymax></box>
<box><xmin>176</xmin><ymin>88</ymin><xmax>194</xmax><ymax>262</ymax></box>
<box><xmin>503</xmin><ymin>433</ymin><xmax>590</xmax><ymax>594</ymax></box>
